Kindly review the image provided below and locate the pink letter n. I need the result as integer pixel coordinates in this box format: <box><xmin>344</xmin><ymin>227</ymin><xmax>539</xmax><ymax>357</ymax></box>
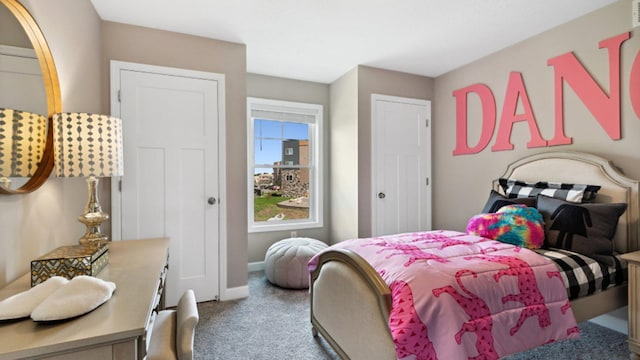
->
<box><xmin>547</xmin><ymin>32</ymin><xmax>630</xmax><ymax>144</ymax></box>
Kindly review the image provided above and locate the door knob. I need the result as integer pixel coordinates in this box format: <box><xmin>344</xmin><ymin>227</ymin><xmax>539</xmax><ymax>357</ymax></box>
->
<box><xmin>208</xmin><ymin>197</ymin><xmax>217</xmax><ymax>205</ymax></box>
<box><xmin>378</xmin><ymin>192</ymin><xmax>386</xmax><ymax>199</ymax></box>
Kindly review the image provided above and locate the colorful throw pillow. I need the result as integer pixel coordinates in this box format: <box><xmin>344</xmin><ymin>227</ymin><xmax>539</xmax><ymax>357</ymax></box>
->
<box><xmin>498</xmin><ymin>178</ymin><xmax>601</xmax><ymax>203</ymax></box>
<box><xmin>481</xmin><ymin>189</ymin><xmax>537</xmax><ymax>213</ymax></box>
<box><xmin>467</xmin><ymin>204</ymin><xmax>545</xmax><ymax>249</ymax></box>
<box><xmin>536</xmin><ymin>195</ymin><xmax>627</xmax><ymax>266</ymax></box>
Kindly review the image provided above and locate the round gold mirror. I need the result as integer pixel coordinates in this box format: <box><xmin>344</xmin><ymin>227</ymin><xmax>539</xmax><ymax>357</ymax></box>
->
<box><xmin>0</xmin><ymin>0</ymin><xmax>61</xmax><ymax>194</ymax></box>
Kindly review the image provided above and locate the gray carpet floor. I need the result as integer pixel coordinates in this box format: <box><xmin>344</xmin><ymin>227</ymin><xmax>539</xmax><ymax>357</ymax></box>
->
<box><xmin>194</xmin><ymin>271</ymin><xmax>631</xmax><ymax>359</ymax></box>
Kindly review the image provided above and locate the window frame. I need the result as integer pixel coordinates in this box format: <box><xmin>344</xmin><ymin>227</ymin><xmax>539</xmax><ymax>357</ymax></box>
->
<box><xmin>247</xmin><ymin>97</ymin><xmax>323</xmax><ymax>233</ymax></box>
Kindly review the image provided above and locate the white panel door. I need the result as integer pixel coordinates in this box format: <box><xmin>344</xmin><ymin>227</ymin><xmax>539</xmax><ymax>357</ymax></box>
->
<box><xmin>112</xmin><ymin>62</ymin><xmax>223</xmax><ymax>306</ymax></box>
<box><xmin>372</xmin><ymin>94</ymin><xmax>431</xmax><ymax>236</ymax></box>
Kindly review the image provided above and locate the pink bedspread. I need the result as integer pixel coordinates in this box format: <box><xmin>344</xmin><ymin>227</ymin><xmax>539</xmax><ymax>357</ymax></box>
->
<box><xmin>308</xmin><ymin>230</ymin><xmax>579</xmax><ymax>360</ymax></box>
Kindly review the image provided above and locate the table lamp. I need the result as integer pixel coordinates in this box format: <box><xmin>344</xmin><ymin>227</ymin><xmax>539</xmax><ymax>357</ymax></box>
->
<box><xmin>53</xmin><ymin>112</ymin><xmax>123</xmax><ymax>244</ymax></box>
<box><xmin>0</xmin><ymin>108</ymin><xmax>48</xmax><ymax>188</ymax></box>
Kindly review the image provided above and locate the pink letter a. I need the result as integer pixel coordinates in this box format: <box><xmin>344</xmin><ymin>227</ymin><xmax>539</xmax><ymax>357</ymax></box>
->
<box><xmin>492</xmin><ymin>72</ymin><xmax>547</xmax><ymax>151</ymax></box>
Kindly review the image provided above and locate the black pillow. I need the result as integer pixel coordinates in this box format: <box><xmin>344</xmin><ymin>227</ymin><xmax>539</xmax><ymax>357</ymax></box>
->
<box><xmin>498</xmin><ymin>178</ymin><xmax>601</xmax><ymax>203</ymax></box>
<box><xmin>536</xmin><ymin>195</ymin><xmax>627</xmax><ymax>266</ymax></box>
<box><xmin>481</xmin><ymin>190</ymin><xmax>537</xmax><ymax>213</ymax></box>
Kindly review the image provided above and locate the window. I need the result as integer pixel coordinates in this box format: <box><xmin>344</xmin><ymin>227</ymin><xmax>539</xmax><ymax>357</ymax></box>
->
<box><xmin>247</xmin><ymin>97</ymin><xmax>323</xmax><ymax>232</ymax></box>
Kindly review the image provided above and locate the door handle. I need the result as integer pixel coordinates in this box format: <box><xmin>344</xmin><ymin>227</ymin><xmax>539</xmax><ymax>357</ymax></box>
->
<box><xmin>378</xmin><ymin>192</ymin><xmax>386</xmax><ymax>199</ymax></box>
<box><xmin>208</xmin><ymin>197</ymin><xmax>217</xmax><ymax>205</ymax></box>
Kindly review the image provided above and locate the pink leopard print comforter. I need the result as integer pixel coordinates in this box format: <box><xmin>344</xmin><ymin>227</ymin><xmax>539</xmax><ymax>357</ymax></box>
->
<box><xmin>308</xmin><ymin>230</ymin><xmax>579</xmax><ymax>360</ymax></box>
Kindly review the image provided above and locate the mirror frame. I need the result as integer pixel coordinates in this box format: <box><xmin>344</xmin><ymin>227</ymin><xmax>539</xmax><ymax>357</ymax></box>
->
<box><xmin>0</xmin><ymin>0</ymin><xmax>61</xmax><ymax>194</ymax></box>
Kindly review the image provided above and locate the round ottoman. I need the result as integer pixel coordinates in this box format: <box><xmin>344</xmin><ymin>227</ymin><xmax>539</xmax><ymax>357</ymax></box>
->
<box><xmin>264</xmin><ymin>238</ymin><xmax>328</xmax><ymax>289</ymax></box>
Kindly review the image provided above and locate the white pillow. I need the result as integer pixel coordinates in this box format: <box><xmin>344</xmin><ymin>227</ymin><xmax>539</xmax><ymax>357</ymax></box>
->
<box><xmin>31</xmin><ymin>275</ymin><xmax>116</xmax><ymax>322</ymax></box>
<box><xmin>0</xmin><ymin>276</ymin><xmax>69</xmax><ymax>320</ymax></box>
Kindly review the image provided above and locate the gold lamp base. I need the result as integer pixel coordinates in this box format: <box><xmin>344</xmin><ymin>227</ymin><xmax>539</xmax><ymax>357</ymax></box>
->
<box><xmin>78</xmin><ymin>211</ymin><xmax>109</xmax><ymax>244</ymax></box>
<box><xmin>79</xmin><ymin>176</ymin><xmax>109</xmax><ymax>245</ymax></box>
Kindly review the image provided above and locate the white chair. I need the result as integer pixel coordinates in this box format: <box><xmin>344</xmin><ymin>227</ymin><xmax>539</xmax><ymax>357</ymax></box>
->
<box><xmin>147</xmin><ymin>289</ymin><xmax>199</xmax><ymax>360</ymax></box>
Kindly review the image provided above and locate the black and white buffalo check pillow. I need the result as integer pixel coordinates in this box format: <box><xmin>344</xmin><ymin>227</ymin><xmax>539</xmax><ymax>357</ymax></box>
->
<box><xmin>498</xmin><ymin>178</ymin><xmax>601</xmax><ymax>203</ymax></box>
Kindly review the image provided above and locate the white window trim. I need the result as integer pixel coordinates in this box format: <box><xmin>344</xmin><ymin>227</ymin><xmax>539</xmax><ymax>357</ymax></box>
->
<box><xmin>247</xmin><ymin>97</ymin><xmax>323</xmax><ymax>233</ymax></box>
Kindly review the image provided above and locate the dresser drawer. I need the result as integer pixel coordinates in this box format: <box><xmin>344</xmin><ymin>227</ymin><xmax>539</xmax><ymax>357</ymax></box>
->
<box><xmin>142</xmin><ymin>250</ymin><xmax>170</xmax><ymax>356</ymax></box>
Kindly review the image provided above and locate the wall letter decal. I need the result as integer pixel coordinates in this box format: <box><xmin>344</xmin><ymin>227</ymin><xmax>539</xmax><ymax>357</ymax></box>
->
<box><xmin>631</xmin><ymin>50</ymin><xmax>640</xmax><ymax>120</ymax></box>
<box><xmin>492</xmin><ymin>72</ymin><xmax>548</xmax><ymax>151</ymax></box>
<box><xmin>452</xmin><ymin>84</ymin><xmax>496</xmax><ymax>155</ymax></box>
<box><xmin>547</xmin><ymin>32</ymin><xmax>630</xmax><ymax>143</ymax></box>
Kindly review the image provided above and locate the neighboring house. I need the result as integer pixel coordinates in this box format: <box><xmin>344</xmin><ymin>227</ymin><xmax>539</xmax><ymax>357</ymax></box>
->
<box><xmin>280</xmin><ymin>140</ymin><xmax>309</xmax><ymax>198</ymax></box>
<box><xmin>254</xmin><ymin>173</ymin><xmax>273</xmax><ymax>188</ymax></box>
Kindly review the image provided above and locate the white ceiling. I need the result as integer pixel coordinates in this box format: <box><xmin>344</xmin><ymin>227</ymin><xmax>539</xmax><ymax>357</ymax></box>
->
<box><xmin>90</xmin><ymin>0</ymin><xmax>618</xmax><ymax>84</ymax></box>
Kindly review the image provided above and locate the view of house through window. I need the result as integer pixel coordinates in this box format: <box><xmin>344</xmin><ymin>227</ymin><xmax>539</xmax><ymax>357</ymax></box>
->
<box><xmin>253</xmin><ymin>120</ymin><xmax>310</xmax><ymax>221</ymax></box>
<box><xmin>248</xmin><ymin>98</ymin><xmax>323</xmax><ymax>232</ymax></box>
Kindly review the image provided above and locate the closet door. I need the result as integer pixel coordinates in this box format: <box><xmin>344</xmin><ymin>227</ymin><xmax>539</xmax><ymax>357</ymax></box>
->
<box><xmin>372</xmin><ymin>94</ymin><xmax>431</xmax><ymax>236</ymax></box>
<box><xmin>111</xmin><ymin>61</ymin><xmax>224</xmax><ymax>306</ymax></box>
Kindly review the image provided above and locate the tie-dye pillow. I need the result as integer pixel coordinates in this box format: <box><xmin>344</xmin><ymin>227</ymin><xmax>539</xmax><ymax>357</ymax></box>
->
<box><xmin>466</xmin><ymin>204</ymin><xmax>545</xmax><ymax>249</ymax></box>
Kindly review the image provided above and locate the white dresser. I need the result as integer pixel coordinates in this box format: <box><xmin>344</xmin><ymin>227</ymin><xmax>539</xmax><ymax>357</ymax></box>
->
<box><xmin>0</xmin><ymin>238</ymin><xmax>169</xmax><ymax>360</ymax></box>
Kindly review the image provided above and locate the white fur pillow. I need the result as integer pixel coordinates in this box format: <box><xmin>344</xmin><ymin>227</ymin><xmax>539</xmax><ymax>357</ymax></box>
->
<box><xmin>31</xmin><ymin>275</ymin><xmax>116</xmax><ymax>322</ymax></box>
<box><xmin>0</xmin><ymin>276</ymin><xmax>69</xmax><ymax>320</ymax></box>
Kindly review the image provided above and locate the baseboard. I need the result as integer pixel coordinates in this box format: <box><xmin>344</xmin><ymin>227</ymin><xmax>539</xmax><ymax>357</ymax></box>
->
<box><xmin>220</xmin><ymin>285</ymin><xmax>249</xmax><ymax>301</ymax></box>
<box><xmin>248</xmin><ymin>261</ymin><xmax>265</xmax><ymax>272</ymax></box>
<box><xmin>219</xmin><ymin>263</ymin><xmax>264</xmax><ymax>301</ymax></box>
<box><xmin>217</xmin><ymin>262</ymin><xmax>267</xmax><ymax>301</ymax></box>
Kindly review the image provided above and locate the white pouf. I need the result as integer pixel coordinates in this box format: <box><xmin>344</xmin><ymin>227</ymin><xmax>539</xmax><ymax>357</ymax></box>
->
<box><xmin>264</xmin><ymin>238</ymin><xmax>328</xmax><ymax>289</ymax></box>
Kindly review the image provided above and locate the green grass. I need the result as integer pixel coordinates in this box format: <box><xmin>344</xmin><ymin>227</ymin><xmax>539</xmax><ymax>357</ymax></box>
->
<box><xmin>254</xmin><ymin>196</ymin><xmax>292</xmax><ymax>213</ymax></box>
<box><xmin>254</xmin><ymin>195</ymin><xmax>309</xmax><ymax>221</ymax></box>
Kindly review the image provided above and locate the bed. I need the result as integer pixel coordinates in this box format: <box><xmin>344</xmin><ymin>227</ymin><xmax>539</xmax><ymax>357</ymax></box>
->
<box><xmin>309</xmin><ymin>151</ymin><xmax>640</xmax><ymax>359</ymax></box>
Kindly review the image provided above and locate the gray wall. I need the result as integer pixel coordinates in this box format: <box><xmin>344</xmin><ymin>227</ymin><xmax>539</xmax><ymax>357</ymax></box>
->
<box><xmin>328</xmin><ymin>66</ymin><xmax>436</xmax><ymax>242</ymax></box>
<box><xmin>247</xmin><ymin>73</ymin><xmax>331</xmax><ymax>262</ymax></box>
<box><xmin>356</xmin><ymin>66</ymin><xmax>435</xmax><ymax>238</ymax></box>
<box><xmin>433</xmin><ymin>0</ymin><xmax>640</xmax><ymax>232</ymax></box>
<box><xmin>329</xmin><ymin>68</ymin><xmax>359</xmax><ymax>243</ymax></box>
<box><xmin>249</xmin><ymin>67</ymin><xmax>436</xmax><ymax>256</ymax></box>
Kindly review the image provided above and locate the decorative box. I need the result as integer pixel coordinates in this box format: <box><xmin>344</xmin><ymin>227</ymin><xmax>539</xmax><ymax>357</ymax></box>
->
<box><xmin>30</xmin><ymin>242</ymin><xmax>109</xmax><ymax>287</ymax></box>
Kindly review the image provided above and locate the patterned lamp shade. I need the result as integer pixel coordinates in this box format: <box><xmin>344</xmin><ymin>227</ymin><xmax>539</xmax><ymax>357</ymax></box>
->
<box><xmin>53</xmin><ymin>112</ymin><xmax>124</xmax><ymax>178</ymax></box>
<box><xmin>0</xmin><ymin>108</ymin><xmax>48</xmax><ymax>177</ymax></box>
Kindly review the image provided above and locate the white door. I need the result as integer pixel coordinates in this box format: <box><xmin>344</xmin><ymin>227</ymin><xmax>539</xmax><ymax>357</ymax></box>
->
<box><xmin>372</xmin><ymin>94</ymin><xmax>431</xmax><ymax>236</ymax></box>
<box><xmin>111</xmin><ymin>61</ymin><xmax>224</xmax><ymax>306</ymax></box>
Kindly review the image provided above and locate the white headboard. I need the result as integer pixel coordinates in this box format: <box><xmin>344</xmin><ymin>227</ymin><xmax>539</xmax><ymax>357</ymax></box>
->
<box><xmin>493</xmin><ymin>151</ymin><xmax>640</xmax><ymax>253</ymax></box>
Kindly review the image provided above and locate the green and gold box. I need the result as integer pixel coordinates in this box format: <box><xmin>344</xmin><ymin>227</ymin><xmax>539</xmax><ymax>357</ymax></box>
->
<box><xmin>30</xmin><ymin>242</ymin><xmax>109</xmax><ymax>287</ymax></box>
